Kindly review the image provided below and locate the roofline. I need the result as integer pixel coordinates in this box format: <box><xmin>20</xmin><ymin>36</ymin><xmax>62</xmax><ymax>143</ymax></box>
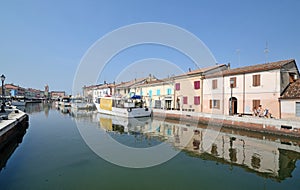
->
<box><xmin>205</xmin><ymin>59</ymin><xmax>295</xmax><ymax>79</ymax></box>
<box><xmin>173</xmin><ymin>64</ymin><xmax>227</xmax><ymax>79</ymax></box>
<box><xmin>279</xmin><ymin>97</ymin><xmax>300</xmax><ymax>100</ymax></box>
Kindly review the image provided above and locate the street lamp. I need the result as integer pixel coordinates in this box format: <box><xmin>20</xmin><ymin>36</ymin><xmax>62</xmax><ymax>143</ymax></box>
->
<box><xmin>230</xmin><ymin>78</ymin><xmax>234</xmax><ymax>115</ymax></box>
<box><xmin>1</xmin><ymin>74</ymin><xmax>6</xmax><ymax>113</ymax></box>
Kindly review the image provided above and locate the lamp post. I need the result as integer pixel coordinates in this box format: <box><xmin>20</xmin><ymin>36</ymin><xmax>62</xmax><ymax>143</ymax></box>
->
<box><xmin>1</xmin><ymin>74</ymin><xmax>6</xmax><ymax>113</ymax></box>
<box><xmin>230</xmin><ymin>78</ymin><xmax>234</xmax><ymax>116</ymax></box>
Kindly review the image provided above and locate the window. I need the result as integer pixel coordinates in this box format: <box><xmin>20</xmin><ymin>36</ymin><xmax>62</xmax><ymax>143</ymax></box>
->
<box><xmin>194</xmin><ymin>96</ymin><xmax>200</xmax><ymax>105</ymax></box>
<box><xmin>183</xmin><ymin>96</ymin><xmax>188</xmax><ymax>104</ymax></box>
<box><xmin>175</xmin><ymin>83</ymin><xmax>180</xmax><ymax>90</ymax></box>
<box><xmin>167</xmin><ymin>88</ymin><xmax>172</xmax><ymax>95</ymax></box>
<box><xmin>253</xmin><ymin>74</ymin><xmax>261</xmax><ymax>86</ymax></box>
<box><xmin>194</xmin><ymin>81</ymin><xmax>200</xmax><ymax>89</ymax></box>
<box><xmin>296</xmin><ymin>102</ymin><xmax>300</xmax><ymax>117</ymax></box>
<box><xmin>156</xmin><ymin>89</ymin><xmax>160</xmax><ymax>96</ymax></box>
<box><xmin>209</xmin><ymin>99</ymin><xmax>220</xmax><ymax>109</ymax></box>
<box><xmin>212</xmin><ymin>79</ymin><xmax>218</xmax><ymax>89</ymax></box>
<box><xmin>230</xmin><ymin>77</ymin><xmax>236</xmax><ymax>88</ymax></box>
<box><xmin>148</xmin><ymin>90</ymin><xmax>152</xmax><ymax>97</ymax></box>
<box><xmin>252</xmin><ymin>100</ymin><xmax>260</xmax><ymax>109</ymax></box>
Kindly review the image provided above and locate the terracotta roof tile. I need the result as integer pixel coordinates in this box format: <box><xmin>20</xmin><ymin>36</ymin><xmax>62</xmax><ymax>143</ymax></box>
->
<box><xmin>281</xmin><ymin>79</ymin><xmax>300</xmax><ymax>99</ymax></box>
<box><xmin>186</xmin><ymin>64</ymin><xmax>227</xmax><ymax>75</ymax></box>
<box><xmin>175</xmin><ymin>64</ymin><xmax>227</xmax><ymax>78</ymax></box>
<box><xmin>205</xmin><ymin>59</ymin><xmax>295</xmax><ymax>78</ymax></box>
<box><xmin>134</xmin><ymin>78</ymin><xmax>174</xmax><ymax>88</ymax></box>
<box><xmin>115</xmin><ymin>77</ymin><xmax>152</xmax><ymax>88</ymax></box>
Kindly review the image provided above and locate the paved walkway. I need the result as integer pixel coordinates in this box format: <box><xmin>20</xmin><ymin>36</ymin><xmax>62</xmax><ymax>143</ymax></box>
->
<box><xmin>153</xmin><ymin>109</ymin><xmax>300</xmax><ymax>137</ymax></box>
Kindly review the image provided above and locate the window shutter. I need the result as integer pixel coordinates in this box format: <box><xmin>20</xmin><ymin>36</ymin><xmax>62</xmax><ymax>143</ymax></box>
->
<box><xmin>212</xmin><ymin>80</ymin><xmax>218</xmax><ymax>89</ymax></box>
<box><xmin>253</xmin><ymin>75</ymin><xmax>261</xmax><ymax>86</ymax></box>
<box><xmin>252</xmin><ymin>99</ymin><xmax>260</xmax><ymax>109</ymax></box>
<box><xmin>194</xmin><ymin>81</ymin><xmax>200</xmax><ymax>89</ymax></box>
<box><xmin>230</xmin><ymin>77</ymin><xmax>236</xmax><ymax>88</ymax></box>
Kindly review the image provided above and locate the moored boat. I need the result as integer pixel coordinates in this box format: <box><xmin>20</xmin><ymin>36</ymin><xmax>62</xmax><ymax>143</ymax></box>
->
<box><xmin>93</xmin><ymin>95</ymin><xmax>151</xmax><ymax>118</ymax></box>
<box><xmin>71</xmin><ymin>98</ymin><xmax>95</xmax><ymax>110</ymax></box>
<box><xmin>11</xmin><ymin>100</ymin><xmax>26</xmax><ymax>106</ymax></box>
<box><xmin>59</xmin><ymin>97</ymin><xmax>71</xmax><ymax>108</ymax></box>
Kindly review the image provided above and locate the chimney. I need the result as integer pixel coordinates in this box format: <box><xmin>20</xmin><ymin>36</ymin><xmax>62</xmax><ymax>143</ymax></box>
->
<box><xmin>227</xmin><ymin>62</ymin><xmax>231</xmax><ymax>69</ymax></box>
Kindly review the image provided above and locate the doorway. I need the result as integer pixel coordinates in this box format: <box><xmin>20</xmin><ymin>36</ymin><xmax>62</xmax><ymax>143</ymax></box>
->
<box><xmin>165</xmin><ymin>100</ymin><xmax>172</xmax><ymax>110</ymax></box>
<box><xmin>229</xmin><ymin>97</ymin><xmax>237</xmax><ymax>115</ymax></box>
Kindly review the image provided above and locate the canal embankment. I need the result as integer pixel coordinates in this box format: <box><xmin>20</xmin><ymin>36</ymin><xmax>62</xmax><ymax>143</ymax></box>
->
<box><xmin>0</xmin><ymin>107</ymin><xmax>29</xmax><ymax>150</ymax></box>
<box><xmin>153</xmin><ymin>109</ymin><xmax>300</xmax><ymax>138</ymax></box>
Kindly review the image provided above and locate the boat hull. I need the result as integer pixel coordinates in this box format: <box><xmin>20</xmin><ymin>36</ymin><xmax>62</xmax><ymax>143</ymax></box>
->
<box><xmin>11</xmin><ymin>101</ymin><xmax>26</xmax><ymax>106</ymax></box>
<box><xmin>94</xmin><ymin>103</ymin><xmax>151</xmax><ymax>118</ymax></box>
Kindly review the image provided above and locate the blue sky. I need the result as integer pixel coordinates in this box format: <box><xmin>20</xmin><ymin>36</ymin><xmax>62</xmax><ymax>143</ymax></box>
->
<box><xmin>1</xmin><ymin>0</ymin><xmax>299</xmax><ymax>94</ymax></box>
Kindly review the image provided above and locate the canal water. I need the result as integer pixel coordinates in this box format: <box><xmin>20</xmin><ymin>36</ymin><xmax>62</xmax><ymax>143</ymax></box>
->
<box><xmin>0</xmin><ymin>103</ymin><xmax>300</xmax><ymax>190</ymax></box>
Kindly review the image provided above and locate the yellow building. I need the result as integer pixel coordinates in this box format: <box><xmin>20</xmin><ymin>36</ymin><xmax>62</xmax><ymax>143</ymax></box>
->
<box><xmin>133</xmin><ymin>78</ymin><xmax>175</xmax><ymax>109</ymax></box>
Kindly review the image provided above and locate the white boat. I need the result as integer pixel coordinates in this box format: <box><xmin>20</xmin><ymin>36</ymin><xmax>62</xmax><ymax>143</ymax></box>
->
<box><xmin>59</xmin><ymin>97</ymin><xmax>71</xmax><ymax>108</ymax></box>
<box><xmin>71</xmin><ymin>98</ymin><xmax>95</xmax><ymax>110</ymax></box>
<box><xmin>11</xmin><ymin>100</ymin><xmax>26</xmax><ymax>106</ymax></box>
<box><xmin>93</xmin><ymin>95</ymin><xmax>152</xmax><ymax>118</ymax></box>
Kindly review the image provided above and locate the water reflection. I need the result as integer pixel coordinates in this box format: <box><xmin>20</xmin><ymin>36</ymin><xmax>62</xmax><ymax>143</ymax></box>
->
<box><xmin>0</xmin><ymin>120</ymin><xmax>29</xmax><ymax>171</ymax></box>
<box><xmin>15</xmin><ymin>102</ymin><xmax>52</xmax><ymax>116</ymax></box>
<box><xmin>70</xmin><ymin>110</ymin><xmax>300</xmax><ymax>182</ymax></box>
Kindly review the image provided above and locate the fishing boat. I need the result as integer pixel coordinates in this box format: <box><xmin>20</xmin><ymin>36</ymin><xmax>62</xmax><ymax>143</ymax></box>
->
<box><xmin>93</xmin><ymin>95</ymin><xmax>151</xmax><ymax>118</ymax></box>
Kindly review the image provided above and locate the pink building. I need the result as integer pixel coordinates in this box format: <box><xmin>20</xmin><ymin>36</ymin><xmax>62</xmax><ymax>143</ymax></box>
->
<box><xmin>50</xmin><ymin>91</ymin><xmax>65</xmax><ymax>99</ymax></box>
<box><xmin>173</xmin><ymin>64</ymin><xmax>228</xmax><ymax>112</ymax></box>
<box><xmin>203</xmin><ymin>59</ymin><xmax>299</xmax><ymax>118</ymax></box>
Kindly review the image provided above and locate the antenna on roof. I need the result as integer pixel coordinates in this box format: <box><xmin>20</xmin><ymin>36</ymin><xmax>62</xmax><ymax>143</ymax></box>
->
<box><xmin>264</xmin><ymin>41</ymin><xmax>269</xmax><ymax>63</ymax></box>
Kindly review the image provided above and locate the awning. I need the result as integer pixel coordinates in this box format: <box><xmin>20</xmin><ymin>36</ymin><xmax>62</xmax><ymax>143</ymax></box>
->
<box><xmin>131</xmin><ymin>95</ymin><xmax>142</xmax><ymax>99</ymax></box>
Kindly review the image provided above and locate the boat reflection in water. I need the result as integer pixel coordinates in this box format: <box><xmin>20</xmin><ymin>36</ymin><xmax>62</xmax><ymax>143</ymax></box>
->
<box><xmin>72</xmin><ymin>112</ymin><xmax>300</xmax><ymax>182</ymax></box>
<box><xmin>0</xmin><ymin>120</ymin><xmax>29</xmax><ymax>172</ymax></box>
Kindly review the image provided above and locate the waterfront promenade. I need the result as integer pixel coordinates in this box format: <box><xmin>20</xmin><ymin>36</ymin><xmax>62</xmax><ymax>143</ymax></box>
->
<box><xmin>153</xmin><ymin>109</ymin><xmax>300</xmax><ymax>137</ymax></box>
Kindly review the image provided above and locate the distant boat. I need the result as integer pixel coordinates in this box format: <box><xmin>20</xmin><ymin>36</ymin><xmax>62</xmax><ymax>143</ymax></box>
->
<box><xmin>71</xmin><ymin>97</ymin><xmax>95</xmax><ymax>110</ymax></box>
<box><xmin>93</xmin><ymin>95</ymin><xmax>152</xmax><ymax>118</ymax></box>
<box><xmin>11</xmin><ymin>100</ymin><xmax>26</xmax><ymax>106</ymax></box>
<box><xmin>59</xmin><ymin>97</ymin><xmax>71</xmax><ymax>108</ymax></box>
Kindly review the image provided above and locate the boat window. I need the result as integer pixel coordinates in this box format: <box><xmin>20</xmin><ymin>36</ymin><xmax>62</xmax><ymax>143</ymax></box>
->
<box><xmin>96</xmin><ymin>98</ymin><xmax>101</xmax><ymax>104</ymax></box>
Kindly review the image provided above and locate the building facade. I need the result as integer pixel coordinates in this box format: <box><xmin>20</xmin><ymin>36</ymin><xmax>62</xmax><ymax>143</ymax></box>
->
<box><xmin>115</xmin><ymin>75</ymin><xmax>157</xmax><ymax>97</ymax></box>
<box><xmin>93</xmin><ymin>83</ymin><xmax>115</xmax><ymax>102</ymax></box>
<box><xmin>203</xmin><ymin>59</ymin><xmax>299</xmax><ymax>118</ymax></box>
<box><xmin>50</xmin><ymin>91</ymin><xmax>66</xmax><ymax>100</ymax></box>
<box><xmin>134</xmin><ymin>78</ymin><xmax>175</xmax><ymax>109</ymax></box>
<box><xmin>280</xmin><ymin>79</ymin><xmax>300</xmax><ymax>120</ymax></box>
<box><xmin>174</xmin><ymin>64</ymin><xmax>228</xmax><ymax>112</ymax></box>
<box><xmin>3</xmin><ymin>84</ymin><xmax>26</xmax><ymax>98</ymax></box>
